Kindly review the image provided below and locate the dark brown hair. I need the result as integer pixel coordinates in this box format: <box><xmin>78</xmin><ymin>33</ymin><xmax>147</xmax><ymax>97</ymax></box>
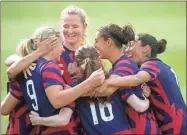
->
<box><xmin>137</xmin><ymin>33</ymin><xmax>167</xmax><ymax>57</ymax></box>
<box><xmin>75</xmin><ymin>46</ymin><xmax>111</xmax><ymax>104</ymax></box>
<box><xmin>97</xmin><ymin>24</ymin><xmax>135</xmax><ymax>49</ymax></box>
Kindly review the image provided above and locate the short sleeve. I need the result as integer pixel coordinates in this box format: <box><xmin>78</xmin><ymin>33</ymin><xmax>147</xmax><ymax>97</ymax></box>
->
<box><xmin>141</xmin><ymin>60</ymin><xmax>161</xmax><ymax>81</ymax></box>
<box><xmin>110</xmin><ymin>59</ymin><xmax>135</xmax><ymax>77</ymax></box>
<box><xmin>119</xmin><ymin>87</ymin><xmax>136</xmax><ymax>102</ymax></box>
<box><xmin>41</xmin><ymin>62</ymin><xmax>65</xmax><ymax>89</ymax></box>
<box><xmin>9</xmin><ymin>81</ymin><xmax>23</xmax><ymax>100</ymax></box>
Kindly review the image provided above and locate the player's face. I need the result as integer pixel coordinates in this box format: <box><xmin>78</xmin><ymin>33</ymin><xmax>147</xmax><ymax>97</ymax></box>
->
<box><xmin>62</xmin><ymin>14</ymin><xmax>86</xmax><ymax>46</ymax></box>
<box><xmin>94</xmin><ymin>33</ymin><xmax>109</xmax><ymax>59</ymax></box>
<box><xmin>52</xmin><ymin>36</ymin><xmax>65</xmax><ymax>62</ymax></box>
<box><xmin>128</xmin><ymin>38</ymin><xmax>145</xmax><ymax>64</ymax></box>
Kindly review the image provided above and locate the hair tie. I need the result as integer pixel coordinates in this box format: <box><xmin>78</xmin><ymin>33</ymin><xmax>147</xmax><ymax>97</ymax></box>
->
<box><xmin>84</xmin><ymin>57</ymin><xmax>91</xmax><ymax>64</ymax></box>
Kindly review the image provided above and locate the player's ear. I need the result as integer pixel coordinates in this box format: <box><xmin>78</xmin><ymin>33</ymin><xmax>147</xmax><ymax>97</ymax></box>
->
<box><xmin>106</xmin><ymin>38</ymin><xmax>112</xmax><ymax>48</ymax></box>
<box><xmin>142</xmin><ymin>44</ymin><xmax>151</xmax><ymax>53</ymax></box>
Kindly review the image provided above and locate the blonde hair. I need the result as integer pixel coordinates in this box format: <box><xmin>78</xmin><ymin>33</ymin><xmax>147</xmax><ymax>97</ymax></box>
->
<box><xmin>29</xmin><ymin>26</ymin><xmax>61</xmax><ymax>52</ymax></box>
<box><xmin>60</xmin><ymin>5</ymin><xmax>87</xmax><ymax>45</ymax></box>
<box><xmin>16</xmin><ymin>39</ymin><xmax>31</xmax><ymax>57</ymax></box>
<box><xmin>16</xmin><ymin>26</ymin><xmax>61</xmax><ymax>57</ymax></box>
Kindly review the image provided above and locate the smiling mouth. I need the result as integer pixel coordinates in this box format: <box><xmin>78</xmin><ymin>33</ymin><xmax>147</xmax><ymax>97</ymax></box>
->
<box><xmin>67</xmin><ymin>35</ymin><xmax>76</xmax><ymax>38</ymax></box>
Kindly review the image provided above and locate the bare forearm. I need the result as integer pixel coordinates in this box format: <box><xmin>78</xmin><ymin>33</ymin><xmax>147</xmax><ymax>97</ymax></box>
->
<box><xmin>134</xmin><ymin>99</ymin><xmax>149</xmax><ymax>112</ymax></box>
<box><xmin>108</xmin><ymin>75</ymin><xmax>142</xmax><ymax>87</ymax></box>
<box><xmin>127</xmin><ymin>95</ymin><xmax>149</xmax><ymax>112</ymax></box>
<box><xmin>38</xmin><ymin>115</ymin><xmax>63</xmax><ymax>127</ymax></box>
<box><xmin>93</xmin><ymin>78</ymin><xmax>119</xmax><ymax>96</ymax></box>
<box><xmin>7</xmin><ymin>50</ymin><xmax>41</xmax><ymax>78</ymax></box>
<box><xmin>5</xmin><ymin>54</ymin><xmax>21</xmax><ymax>67</ymax></box>
<box><xmin>34</xmin><ymin>108</ymin><xmax>72</xmax><ymax>127</ymax></box>
<box><xmin>55</xmin><ymin>80</ymin><xmax>94</xmax><ymax>108</ymax></box>
<box><xmin>1</xmin><ymin>100</ymin><xmax>9</xmax><ymax>115</ymax></box>
<box><xmin>1</xmin><ymin>93</ymin><xmax>20</xmax><ymax>115</ymax></box>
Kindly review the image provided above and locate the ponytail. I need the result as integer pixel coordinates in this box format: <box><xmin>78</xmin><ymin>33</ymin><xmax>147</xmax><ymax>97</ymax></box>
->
<box><xmin>121</xmin><ymin>24</ymin><xmax>135</xmax><ymax>45</ymax></box>
<box><xmin>157</xmin><ymin>39</ymin><xmax>167</xmax><ymax>54</ymax></box>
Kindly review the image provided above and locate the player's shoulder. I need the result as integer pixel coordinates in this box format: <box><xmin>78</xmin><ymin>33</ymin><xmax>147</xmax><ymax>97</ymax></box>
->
<box><xmin>142</xmin><ymin>58</ymin><xmax>162</xmax><ymax>66</ymax></box>
<box><xmin>116</xmin><ymin>55</ymin><xmax>134</xmax><ymax>66</ymax></box>
<box><xmin>38</xmin><ymin>58</ymin><xmax>60</xmax><ymax>71</ymax></box>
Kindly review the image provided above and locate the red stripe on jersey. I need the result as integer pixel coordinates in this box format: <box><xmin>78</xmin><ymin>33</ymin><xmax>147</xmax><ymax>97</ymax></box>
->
<box><xmin>150</xmin><ymin>118</ymin><xmax>157</xmax><ymax>134</ymax></box>
<box><xmin>14</xmin><ymin>104</ymin><xmax>29</xmax><ymax>118</ymax></box>
<box><xmin>154</xmin><ymin>110</ymin><xmax>165</xmax><ymax>121</ymax></box>
<box><xmin>151</xmin><ymin>97</ymin><xmax>171</xmax><ymax>117</ymax></box>
<box><xmin>6</xmin><ymin>128</ymin><xmax>10</xmax><ymax>134</ymax></box>
<box><xmin>126</xmin><ymin>107</ymin><xmax>156</xmax><ymax>134</ymax></box>
<box><xmin>141</xmin><ymin>65</ymin><xmax>161</xmax><ymax>73</ymax></box>
<box><xmin>121</xmin><ymin>94</ymin><xmax>128</xmax><ymax>100</ymax></box>
<box><xmin>150</xmin><ymin>95</ymin><xmax>185</xmax><ymax>134</ymax></box>
<box><xmin>160</xmin><ymin>106</ymin><xmax>183</xmax><ymax>134</ymax></box>
<box><xmin>149</xmin><ymin>71</ymin><xmax>157</xmax><ymax>79</ymax></box>
<box><xmin>29</xmin><ymin>127</ymin><xmax>37</xmax><ymax>135</ymax></box>
<box><xmin>11</xmin><ymin>90</ymin><xmax>23</xmax><ymax>97</ymax></box>
<box><xmin>116</xmin><ymin>59</ymin><xmax>131</xmax><ymax>66</ymax></box>
<box><xmin>42</xmin><ymin>72</ymin><xmax>65</xmax><ymax>84</ymax></box>
<box><xmin>145</xmin><ymin>60</ymin><xmax>157</xmax><ymax>65</ymax></box>
<box><xmin>10</xmin><ymin>81</ymin><xmax>20</xmax><ymax>89</ymax></box>
<box><xmin>69</xmin><ymin>52</ymin><xmax>73</xmax><ymax>61</ymax></box>
<box><xmin>25</xmin><ymin>114</ymin><xmax>31</xmax><ymax>127</ymax></box>
<box><xmin>115</xmin><ymin>67</ymin><xmax>134</xmax><ymax>74</ymax></box>
<box><xmin>68</xmin><ymin>102</ymin><xmax>76</xmax><ymax>108</ymax></box>
<box><xmin>14</xmin><ymin>119</ymin><xmax>20</xmax><ymax>134</ymax></box>
<box><xmin>42</xmin><ymin>63</ymin><xmax>60</xmax><ymax>71</ymax></box>
<box><xmin>153</xmin><ymin>79</ymin><xmax>170</xmax><ymax>106</ymax></box>
<box><xmin>113</xmin><ymin>129</ymin><xmax>132</xmax><ymax>134</ymax></box>
<box><xmin>43</xmin><ymin>83</ymin><xmax>48</xmax><ymax>87</ymax></box>
<box><xmin>59</xmin><ymin>58</ymin><xmax>72</xmax><ymax>84</ymax></box>
<box><xmin>42</xmin><ymin>121</ymin><xmax>77</xmax><ymax>134</ymax></box>
<box><xmin>29</xmin><ymin>126</ymin><xmax>41</xmax><ymax>135</ymax></box>
<box><xmin>9</xmin><ymin>117</ymin><xmax>14</xmax><ymax>134</ymax></box>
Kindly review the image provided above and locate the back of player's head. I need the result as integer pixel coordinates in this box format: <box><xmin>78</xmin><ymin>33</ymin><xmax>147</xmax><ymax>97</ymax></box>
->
<box><xmin>75</xmin><ymin>45</ymin><xmax>110</xmax><ymax>104</ymax></box>
<box><xmin>16</xmin><ymin>39</ymin><xmax>31</xmax><ymax>57</ymax></box>
<box><xmin>97</xmin><ymin>24</ymin><xmax>135</xmax><ymax>49</ymax></box>
<box><xmin>32</xmin><ymin>26</ymin><xmax>61</xmax><ymax>41</ymax></box>
<box><xmin>137</xmin><ymin>33</ymin><xmax>167</xmax><ymax>57</ymax></box>
<box><xmin>25</xmin><ymin>26</ymin><xmax>61</xmax><ymax>55</ymax></box>
<box><xmin>75</xmin><ymin>46</ymin><xmax>103</xmax><ymax>82</ymax></box>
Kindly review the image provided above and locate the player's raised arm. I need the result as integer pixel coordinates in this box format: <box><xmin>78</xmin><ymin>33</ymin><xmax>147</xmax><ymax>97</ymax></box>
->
<box><xmin>6</xmin><ymin>36</ymin><xmax>58</xmax><ymax>78</ymax></box>
<box><xmin>5</xmin><ymin>54</ymin><xmax>21</xmax><ymax>67</ymax></box>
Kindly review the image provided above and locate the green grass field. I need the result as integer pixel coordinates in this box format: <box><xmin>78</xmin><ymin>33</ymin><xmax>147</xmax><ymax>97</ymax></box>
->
<box><xmin>1</xmin><ymin>2</ymin><xmax>186</xmax><ymax>134</ymax></box>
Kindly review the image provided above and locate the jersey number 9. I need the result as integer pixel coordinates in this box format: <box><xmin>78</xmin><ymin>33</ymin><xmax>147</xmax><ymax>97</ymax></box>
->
<box><xmin>26</xmin><ymin>80</ymin><xmax>39</xmax><ymax>111</ymax></box>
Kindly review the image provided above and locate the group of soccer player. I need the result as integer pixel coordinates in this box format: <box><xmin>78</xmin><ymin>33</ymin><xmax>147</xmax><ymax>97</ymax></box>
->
<box><xmin>1</xmin><ymin>5</ymin><xmax>186</xmax><ymax>135</ymax></box>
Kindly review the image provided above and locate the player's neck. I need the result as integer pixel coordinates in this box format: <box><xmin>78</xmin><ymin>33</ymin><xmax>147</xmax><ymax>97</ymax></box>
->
<box><xmin>108</xmin><ymin>49</ymin><xmax>123</xmax><ymax>64</ymax></box>
<box><xmin>64</xmin><ymin>42</ymin><xmax>80</xmax><ymax>52</ymax></box>
<box><xmin>139</xmin><ymin>57</ymin><xmax>149</xmax><ymax>65</ymax></box>
<box><xmin>42</xmin><ymin>53</ymin><xmax>55</xmax><ymax>62</ymax></box>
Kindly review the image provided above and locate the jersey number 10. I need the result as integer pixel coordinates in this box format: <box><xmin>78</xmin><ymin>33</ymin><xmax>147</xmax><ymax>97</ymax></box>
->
<box><xmin>26</xmin><ymin>80</ymin><xmax>39</xmax><ymax>111</ymax></box>
<box><xmin>90</xmin><ymin>103</ymin><xmax>114</xmax><ymax>125</ymax></box>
